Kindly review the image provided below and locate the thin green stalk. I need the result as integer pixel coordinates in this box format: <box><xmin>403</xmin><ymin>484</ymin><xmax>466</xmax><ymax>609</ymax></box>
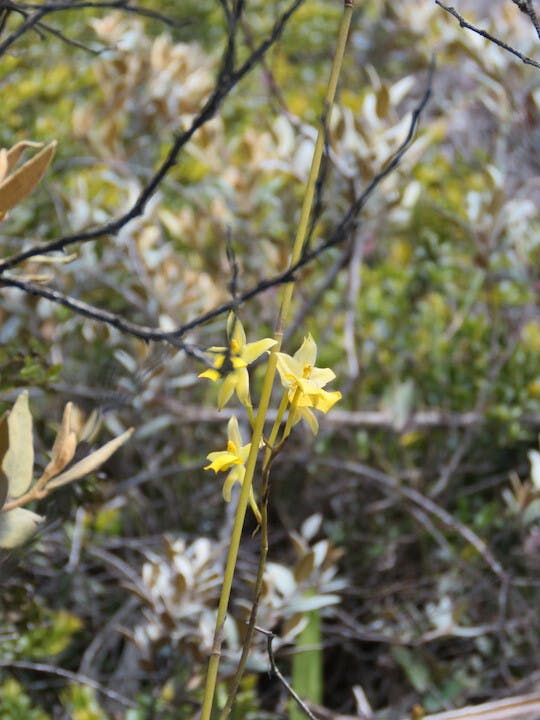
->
<box><xmin>282</xmin><ymin>387</ymin><xmax>301</xmax><ymax>441</ymax></box>
<box><xmin>200</xmin><ymin>5</ymin><xmax>353</xmax><ymax>718</ymax></box>
<box><xmin>219</xmin><ymin>439</ymin><xmax>273</xmax><ymax>719</ymax></box>
<box><xmin>220</xmin><ymin>388</ymin><xmax>303</xmax><ymax>719</ymax></box>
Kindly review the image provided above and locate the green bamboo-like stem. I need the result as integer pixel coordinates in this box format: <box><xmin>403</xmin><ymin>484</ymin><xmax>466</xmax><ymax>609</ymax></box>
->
<box><xmin>200</xmin><ymin>5</ymin><xmax>353</xmax><ymax>718</ymax></box>
<box><xmin>218</xmin><ymin>413</ymin><xmax>278</xmax><ymax>720</ymax></box>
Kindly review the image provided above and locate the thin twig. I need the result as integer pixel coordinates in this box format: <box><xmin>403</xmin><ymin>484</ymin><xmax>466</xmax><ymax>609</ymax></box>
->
<box><xmin>0</xmin><ymin>660</ymin><xmax>137</xmax><ymax>708</ymax></box>
<box><xmin>435</xmin><ymin>1</ymin><xmax>540</xmax><ymax>69</ymax></box>
<box><xmin>255</xmin><ymin>626</ymin><xmax>320</xmax><ymax>720</ymax></box>
<box><xmin>34</xmin><ymin>18</ymin><xmax>103</xmax><ymax>53</ymax></box>
<box><xmin>0</xmin><ymin>0</ymin><xmax>305</xmax><ymax>275</ymax></box>
<box><xmin>0</xmin><ymin>58</ymin><xmax>431</xmax><ymax>352</ymax></box>
<box><xmin>0</xmin><ymin>0</ymin><xmax>190</xmax><ymax>31</ymax></box>
<box><xmin>511</xmin><ymin>0</ymin><xmax>540</xmax><ymax>40</ymax></box>
<box><xmin>0</xmin><ymin>5</ymin><xmax>48</xmax><ymax>54</ymax></box>
<box><xmin>320</xmin><ymin>457</ymin><xmax>506</xmax><ymax>578</ymax></box>
<box><xmin>0</xmin><ymin>274</ymin><xmax>208</xmax><ymax>361</ymax></box>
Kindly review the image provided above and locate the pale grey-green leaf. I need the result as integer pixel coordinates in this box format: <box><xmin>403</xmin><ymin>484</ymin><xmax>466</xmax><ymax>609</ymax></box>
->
<box><xmin>0</xmin><ymin>508</ymin><xmax>44</xmax><ymax>549</ymax></box>
<box><xmin>2</xmin><ymin>391</ymin><xmax>34</xmax><ymax>498</ymax></box>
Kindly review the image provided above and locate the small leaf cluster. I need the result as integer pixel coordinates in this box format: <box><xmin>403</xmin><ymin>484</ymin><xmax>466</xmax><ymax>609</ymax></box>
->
<box><xmin>0</xmin><ymin>392</ymin><xmax>133</xmax><ymax>548</ymax></box>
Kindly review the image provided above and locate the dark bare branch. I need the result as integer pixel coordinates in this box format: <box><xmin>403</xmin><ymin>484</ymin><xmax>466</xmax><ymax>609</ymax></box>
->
<box><xmin>0</xmin><ymin>59</ymin><xmax>431</xmax><ymax>349</ymax></box>
<box><xmin>512</xmin><ymin>0</ymin><xmax>540</xmax><ymax>40</ymax></box>
<box><xmin>0</xmin><ymin>660</ymin><xmax>136</xmax><ymax>708</ymax></box>
<box><xmin>0</xmin><ymin>0</ymin><xmax>189</xmax><ymax>31</ymax></box>
<box><xmin>435</xmin><ymin>1</ymin><xmax>540</xmax><ymax>69</ymax></box>
<box><xmin>0</xmin><ymin>0</ymin><xmax>305</xmax><ymax>275</ymax></box>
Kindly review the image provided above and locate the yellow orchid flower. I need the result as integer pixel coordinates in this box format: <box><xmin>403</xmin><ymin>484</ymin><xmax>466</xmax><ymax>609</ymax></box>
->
<box><xmin>204</xmin><ymin>415</ymin><xmax>261</xmax><ymax>523</ymax></box>
<box><xmin>199</xmin><ymin>313</ymin><xmax>277</xmax><ymax>410</ymax></box>
<box><xmin>276</xmin><ymin>334</ymin><xmax>341</xmax><ymax>434</ymax></box>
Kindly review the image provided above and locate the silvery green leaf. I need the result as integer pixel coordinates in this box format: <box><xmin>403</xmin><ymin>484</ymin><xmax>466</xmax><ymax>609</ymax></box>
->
<box><xmin>2</xmin><ymin>391</ymin><xmax>34</xmax><ymax>498</ymax></box>
<box><xmin>288</xmin><ymin>594</ymin><xmax>341</xmax><ymax>613</ymax></box>
<box><xmin>528</xmin><ymin>449</ymin><xmax>540</xmax><ymax>491</ymax></box>
<box><xmin>0</xmin><ymin>508</ymin><xmax>44</xmax><ymax>549</ymax></box>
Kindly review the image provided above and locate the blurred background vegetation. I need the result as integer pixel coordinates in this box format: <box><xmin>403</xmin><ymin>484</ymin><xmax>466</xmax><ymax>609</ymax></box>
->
<box><xmin>1</xmin><ymin>1</ymin><xmax>540</xmax><ymax>718</ymax></box>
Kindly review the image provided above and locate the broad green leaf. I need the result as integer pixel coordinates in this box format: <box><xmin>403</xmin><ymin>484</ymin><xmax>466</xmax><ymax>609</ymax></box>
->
<box><xmin>0</xmin><ymin>508</ymin><xmax>44</xmax><ymax>549</ymax></box>
<box><xmin>0</xmin><ymin>140</ymin><xmax>57</xmax><ymax>217</ymax></box>
<box><xmin>2</xmin><ymin>391</ymin><xmax>34</xmax><ymax>498</ymax></box>
<box><xmin>47</xmin><ymin>428</ymin><xmax>134</xmax><ymax>490</ymax></box>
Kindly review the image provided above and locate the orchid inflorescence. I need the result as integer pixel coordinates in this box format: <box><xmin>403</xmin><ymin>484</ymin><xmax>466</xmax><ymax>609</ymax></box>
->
<box><xmin>200</xmin><ymin>313</ymin><xmax>341</xmax><ymax>522</ymax></box>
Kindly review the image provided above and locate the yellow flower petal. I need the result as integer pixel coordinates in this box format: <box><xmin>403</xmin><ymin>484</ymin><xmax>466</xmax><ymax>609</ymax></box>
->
<box><xmin>222</xmin><ymin>465</ymin><xmax>245</xmax><ymax>502</ymax></box>
<box><xmin>310</xmin><ymin>388</ymin><xmax>342</xmax><ymax>413</ymax></box>
<box><xmin>227</xmin><ymin>415</ymin><xmax>242</xmax><ymax>448</ymax></box>
<box><xmin>205</xmin><ymin>451</ymin><xmax>242</xmax><ymax>473</ymax></box>
<box><xmin>242</xmin><ymin>338</ymin><xmax>277</xmax><ymax>364</ymax></box>
<box><xmin>218</xmin><ymin>373</ymin><xmax>238</xmax><ymax>409</ymax></box>
<box><xmin>276</xmin><ymin>353</ymin><xmax>302</xmax><ymax>386</ymax></box>
<box><xmin>199</xmin><ymin>368</ymin><xmax>221</xmax><ymax>381</ymax></box>
<box><xmin>201</xmin><ymin>315</ymin><xmax>276</xmax><ymax>410</ymax></box>
<box><xmin>278</xmin><ymin>335</ymin><xmax>341</xmax><ymax>420</ymax></box>
<box><xmin>308</xmin><ymin>367</ymin><xmax>336</xmax><ymax>386</ymax></box>
<box><xmin>235</xmin><ymin>367</ymin><xmax>251</xmax><ymax>408</ymax></box>
<box><xmin>231</xmin><ymin>356</ymin><xmax>248</xmax><ymax>369</ymax></box>
<box><xmin>293</xmin><ymin>334</ymin><xmax>317</xmax><ymax>366</ymax></box>
<box><xmin>297</xmin><ymin>407</ymin><xmax>319</xmax><ymax>435</ymax></box>
<box><xmin>228</xmin><ymin>312</ymin><xmax>246</xmax><ymax>348</ymax></box>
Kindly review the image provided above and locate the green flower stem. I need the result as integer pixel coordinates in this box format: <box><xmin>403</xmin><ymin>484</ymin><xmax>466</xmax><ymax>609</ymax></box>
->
<box><xmin>282</xmin><ymin>387</ymin><xmax>301</xmax><ymax>441</ymax></box>
<box><xmin>200</xmin><ymin>349</ymin><xmax>280</xmax><ymax>720</ymax></box>
<box><xmin>278</xmin><ymin>0</ymin><xmax>354</xmax><ymax>330</ymax></box>
<box><xmin>200</xmin><ymin>5</ymin><xmax>353</xmax><ymax>718</ymax></box>
<box><xmin>220</xmin><ymin>390</ymin><xmax>291</xmax><ymax>718</ymax></box>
